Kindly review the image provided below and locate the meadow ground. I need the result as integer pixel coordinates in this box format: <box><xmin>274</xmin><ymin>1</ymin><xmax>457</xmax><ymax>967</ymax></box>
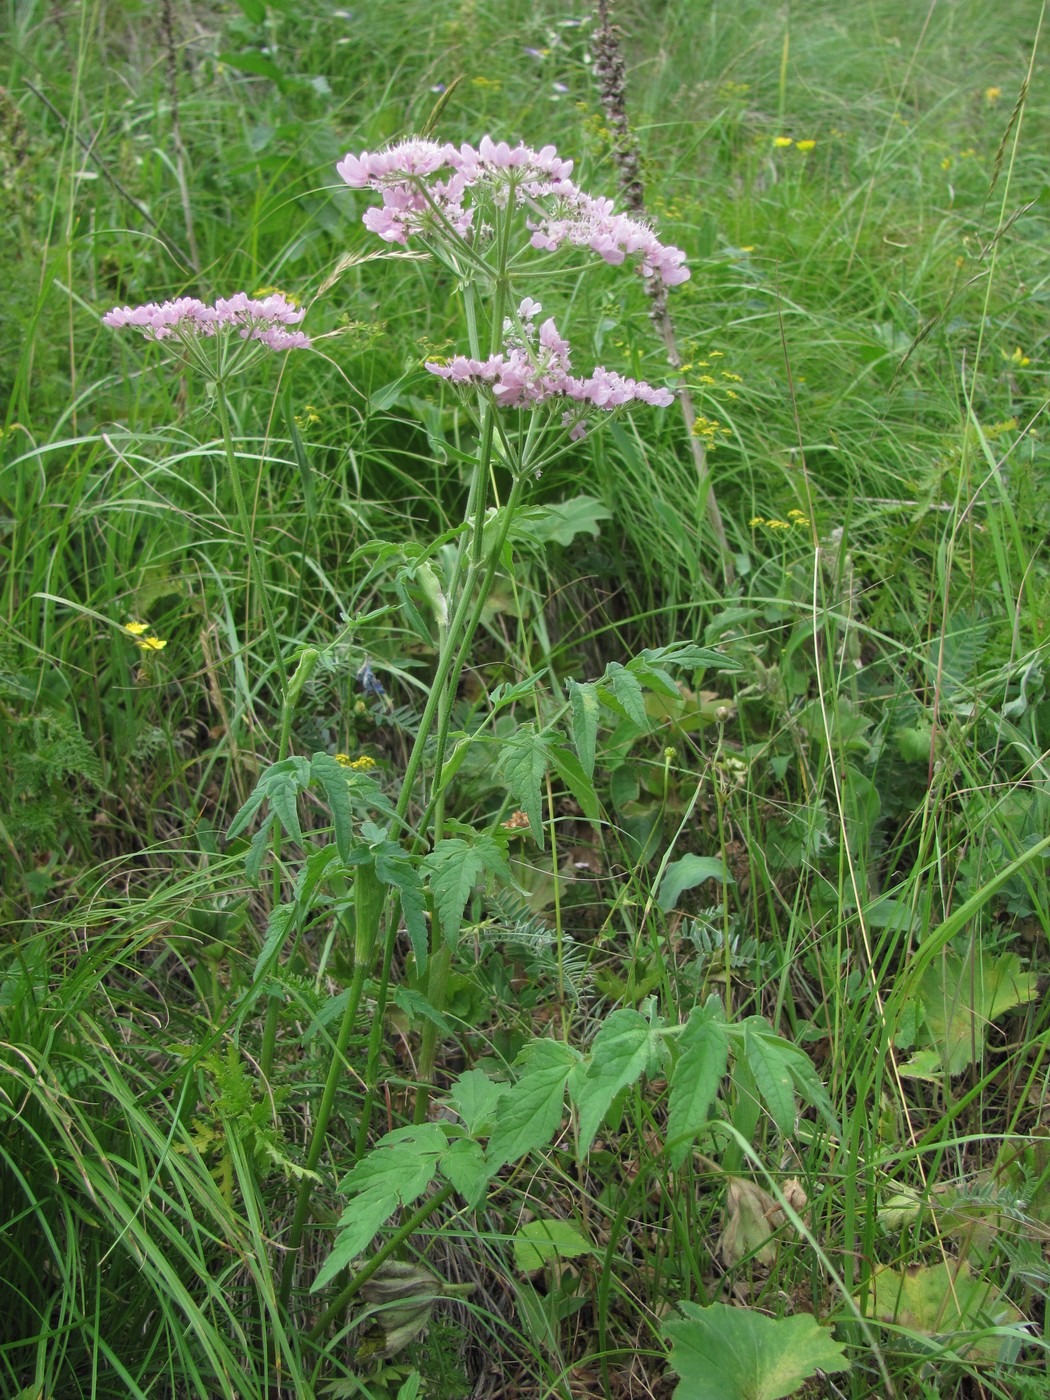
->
<box><xmin>3</xmin><ymin>2</ymin><xmax>1050</xmax><ymax>1396</ymax></box>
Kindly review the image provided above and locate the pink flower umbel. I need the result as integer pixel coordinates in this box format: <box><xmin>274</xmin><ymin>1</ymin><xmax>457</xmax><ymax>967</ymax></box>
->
<box><xmin>426</xmin><ymin>298</ymin><xmax>673</xmax><ymax>445</ymax></box>
<box><xmin>104</xmin><ymin>292</ymin><xmax>310</xmax><ymax>377</ymax></box>
<box><xmin>336</xmin><ymin>133</ymin><xmax>689</xmax><ymax>287</ymax></box>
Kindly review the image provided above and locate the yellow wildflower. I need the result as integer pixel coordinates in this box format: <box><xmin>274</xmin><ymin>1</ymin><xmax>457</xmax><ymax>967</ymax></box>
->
<box><xmin>941</xmin><ymin>157</ymin><xmax>952</xmax><ymax>171</ymax></box>
<box><xmin>984</xmin><ymin>87</ymin><xmax>1001</xmax><ymax>104</ymax></box>
<box><xmin>795</xmin><ymin>139</ymin><xmax>816</xmax><ymax>152</ymax></box>
<box><xmin>336</xmin><ymin>753</ymin><xmax>377</xmax><ymax>771</ymax></box>
<box><xmin>749</xmin><ymin>516</ymin><xmax>766</xmax><ymax>527</ymax></box>
<box><xmin>787</xmin><ymin>509</ymin><xmax>807</xmax><ymax>520</ymax></box>
<box><xmin>773</xmin><ymin>136</ymin><xmax>794</xmax><ymax>148</ymax></box>
<box><xmin>137</xmin><ymin>635</ymin><xmax>167</xmax><ymax>652</ymax></box>
<box><xmin>1003</xmin><ymin>347</ymin><xmax>1030</xmax><ymax>367</ymax></box>
<box><xmin>697</xmin><ymin>374</ymin><xmax>716</xmax><ymax>384</ymax></box>
<box><xmin>124</xmin><ymin>620</ymin><xmax>150</xmax><ymax>636</ymax></box>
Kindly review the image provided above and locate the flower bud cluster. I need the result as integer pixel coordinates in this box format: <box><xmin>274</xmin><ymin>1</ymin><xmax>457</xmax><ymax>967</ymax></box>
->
<box><xmin>337</xmin><ymin>134</ymin><xmax>689</xmax><ymax>286</ymax></box>
<box><xmin>426</xmin><ymin>298</ymin><xmax>673</xmax><ymax>439</ymax></box>
<box><xmin>103</xmin><ymin>292</ymin><xmax>310</xmax><ymax>351</ymax></box>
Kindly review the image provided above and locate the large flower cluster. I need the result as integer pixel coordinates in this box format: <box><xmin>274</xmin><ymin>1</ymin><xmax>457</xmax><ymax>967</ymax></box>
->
<box><xmin>103</xmin><ymin>292</ymin><xmax>310</xmax><ymax>351</ymax></box>
<box><xmin>426</xmin><ymin>298</ymin><xmax>673</xmax><ymax>438</ymax></box>
<box><xmin>337</xmin><ymin>134</ymin><xmax>689</xmax><ymax>286</ymax></box>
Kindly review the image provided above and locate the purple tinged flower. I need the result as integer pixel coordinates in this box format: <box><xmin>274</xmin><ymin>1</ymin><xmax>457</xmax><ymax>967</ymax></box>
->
<box><xmin>103</xmin><ymin>291</ymin><xmax>310</xmax><ymax>352</ymax></box>
<box><xmin>426</xmin><ymin>311</ymin><xmax>673</xmax><ymax>425</ymax></box>
<box><xmin>334</xmin><ymin>130</ymin><xmax>690</xmax><ymax>282</ymax></box>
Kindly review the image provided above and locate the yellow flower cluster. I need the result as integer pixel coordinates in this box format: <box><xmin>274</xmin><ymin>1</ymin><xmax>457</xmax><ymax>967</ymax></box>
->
<box><xmin>749</xmin><ymin>508</ymin><xmax>810</xmax><ymax>531</ymax></box>
<box><xmin>253</xmin><ymin>285</ymin><xmax>300</xmax><ymax>307</ymax></box>
<box><xmin>773</xmin><ymin>137</ymin><xmax>816</xmax><ymax>151</ymax></box>
<box><xmin>124</xmin><ymin>620</ymin><xmax>167</xmax><ymax>652</ymax></box>
<box><xmin>691</xmin><ymin>414</ymin><xmax>732</xmax><ymax>449</ymax></box>
<box><xmin>294</xmin><ymin>403</ymin><xmax>321</xmax><ymax>428</ymax></box>
<box><xmin>336</xmin><ymin>753</ymin><xmax>377</xmax><ymax>771</ymax></box>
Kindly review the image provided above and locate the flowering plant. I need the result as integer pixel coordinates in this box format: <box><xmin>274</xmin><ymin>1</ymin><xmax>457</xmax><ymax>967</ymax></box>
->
<box><xmin>104</xmin><ymin>131</ymin><xmax>692</xmax><ymax>1313</ymax></box>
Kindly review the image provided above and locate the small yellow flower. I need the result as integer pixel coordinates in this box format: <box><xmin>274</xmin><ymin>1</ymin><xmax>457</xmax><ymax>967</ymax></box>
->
<box><xmin>749</xmin><ymin>516</ymin><xmax>766</xmax><ymax>527</ymax></box>
<box><xmin>697</xmin><ymin>374</ymin><xmax>716</xmax><ymax>384</ymax></box>
<box><xmin>1003</xmin><ymin>347</ymin><xmax>1030</xmax><ymax>367</ymax></box>
<box><xmin>253</xmin><ymin>286</ymin><xmax>300</xmax><ymax>307</ymax></box>
<box><xmin>787</xmin><ymin>509</ymin><xmax>807</xmax><ymax>520</ymax></box>
<box><xmin>137</xmin><ymin>635</ymin><xmax>167</xmax><ymax>652</ymax></box>
<box><xmin>336</xmin><ymin>753</ymin><xmax>377</xmax><ymax>771</ymax></box>
<box><xmin>124</xmin><ymin>620</ymin><xmax>150</xmax><ymax>636</ymax></box>
<box><xmin>941</xmin><ymin>157</ymin><xmax>952</xmax><ymax>171</ymax></box>
<box><xmin>985</xmin><ymin>86</ymin><xmax>1001</xmax><ymax>104</ymax></box>
<box><xmin>773</xmin><ymin>136</ymin><xmax>794</xmax><ymax>148</ymax></box>
<box><xmin>795</xmin><ymin>139</ymin><xmax>816</xmax><ymax>152</ymax></box>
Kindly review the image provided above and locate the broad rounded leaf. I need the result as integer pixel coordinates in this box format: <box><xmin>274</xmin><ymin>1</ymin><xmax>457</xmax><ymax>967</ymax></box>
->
<box><xmin>664</xmin><ymin>1301</ymin><xmax>849</xmax><ymax>1400</ymax></box>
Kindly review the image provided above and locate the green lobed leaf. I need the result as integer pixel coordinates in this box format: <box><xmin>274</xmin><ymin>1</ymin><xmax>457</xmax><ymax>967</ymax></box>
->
<box><xmin>375</xmin><ymin>849</ymin><xmax>428</xmax><ymax>969</ymax></box>
<box><xmin>567</xmin><ymin>679</ymin><xmax>599</xmax><ymax>779</ymax></box>
<box><xmin>573</xmin><ymin>1009</ymin><xmax>659</xmax><ymax>1156</ymax></box>
<box><xmin>423</xmin><ymin>839</ymin><xmax>487</xmax><ymax>942</ymax></box>
<box><xmin>547</xmin><ymin>743</ymin><xmax>600</xmax><ymax>824</ymax></box>
<box><xmin>664</xmin><ymin>1301</ymin><xmax>849</xmax><ymax>1400</ymax></box>
<box><xmin>512</xmin><ymin>1218</ymin><xmax>595</xmax><ymax>1274</ymax></box>
<box><xmin>742</xmin><ymin>1025</ymin><xmax>796</xmax><ymax>1135</ymax></box>
<box><xmin>667</xmin><ymin>998</ymin><xmax>730</xmax><ymax>1166</ymax></box>
<box><xmin>438</xmin><ymin>1137</ymin><xmax>490</xmax><ymax>1208</ymax></box>
<box><xmin>604</xmin><ymin>662</ymin><xmax>648</xmax><ymax>728</ymax></box>
<box><xmin>315</xmin><ymin>1124</ymin><xmax>448</xmax><ymax>1290</ymax></box>
<box><xmin>311</xmin><ymin>752</ymin><xmax>355</xmax><ymax>861</ymax></box>
<box><xmin>497</xmin><ymin>727</ymin><xmax>551</xmax><ymax>846</ymax></box>
<box><xmin>486</xmin><ymin>1039</ymin><xmax>579</xmax><ymax>1171</ymax></box>
<box><xmin>447</xmin><ymin>1067</ymin><xmax>504</xmax><ymax>1136</ymax></box>
<box><xmin>253</xmin><ymin>902</ymin><xmax>297</xmax><ymax>981</ymax></box>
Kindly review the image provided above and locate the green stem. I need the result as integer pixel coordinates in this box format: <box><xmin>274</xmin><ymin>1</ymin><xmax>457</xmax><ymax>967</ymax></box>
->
<box><xmin>260</xmin><ymin>647</ymin><xmax>321</xmax><ymax>1081</ymax></box>
<box><xmin>278</xmin><ymin>862</ymin><xmax>384</xmax><ymax>1309</ymax></box>
<box><xmin>213</xmin><ymin>380</ymin><xmax>286</xmax><ymax>703</ymax></box>
<box><xmin>305</xmin><ymin>1181</ymin><xmax>457</xmax><ymax>1341</ymax></box>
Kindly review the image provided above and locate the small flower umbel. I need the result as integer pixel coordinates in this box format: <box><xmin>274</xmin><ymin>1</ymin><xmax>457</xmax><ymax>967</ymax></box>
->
<box><xmin>103</xmin><ymin>292</ymin><xmax>310</xmax><ymax>383</ymax></box>
<box><xmin>104</xmin><ymin>292</ymin><xmax>311</xmax><ymax>698</ymax></box>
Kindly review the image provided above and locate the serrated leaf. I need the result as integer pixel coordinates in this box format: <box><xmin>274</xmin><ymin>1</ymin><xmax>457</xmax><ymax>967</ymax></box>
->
<box><xmin>245</xmin><ymin>817</ymin><xmax>275</xmax><ymax>883</ymax></box>
<box><xmin>311</xmin><ymin>752</ymin><xmax>355</xmax><ymax>861</ymax></box>
<box><xmin>513</xmin><ymin>1219</ymin><xmax>595</xmax><ymax>1274</ymax></box>
<box><xmin>313</xmin><ymin>1186</ymin><xmax>402</xmax><ymax>1292</ymax></box>
<box><xmin>497</xmin><ymin>727</ymin><xmax>550</xmax><ymax>846</ymax></box>
<box><xmin>423</xmin><ymin>839</ymin><xmax>487</xmax><ymax>941</ymax></box>
<box><xmin>568</xmin><ymin>679</ymin><xmax>600</xmax><ymax>779</ymax></box>
<box><xmin>486</xmin><ymin>1039</ymin><xmax>578</xmax><ymax>1171</ymax></box>
<box><xmin>315</xmin><ymin>1125</ymin><xmax>447</xmax><ymax>1290</ymax></box>
<box><xmin>658</xmin><ymin>855</ymin><xmax>732</xmax><ymax>912</ymax></box>
<box><xmin>547</xmin><ymin>744</ymin><xmax>600</xmax><ymax>824</ymax></box>
<box><xmin>605</xmin><ymin>662</ymin><xmax>648</xmax><ymax>728</ymax></box>
<box><xmin>439</xmin><ymin>1137</ymin><xmax>490</xmax><ymax>1207</ymax></box>
<box><xmin>743</xmin><ymin>1026</ymin><xmax>796</xmax><ymax>1135</ymax></box>
<box><xmin>226</xmin><ymin>785</ymin><xmax>268</xmax><ymax>842</ymax></box>
<box><xmin>626</xmin><ymin>656</ymin><xmax>680</xmax><ymax>698</ymax></box>
<box><xmin>376</xmin><ymin>850</ymin><xmax>428</xmax><ymax>969</ymax></box>
<box><xmin>573</xmin><ymin>1009</ymin><xmax>656</xmax><ymax>1155</ymax></box>
<box><xmin>667</xmin><ymin>1000</ymin><xmax>729</xmax><ymax>1166</ymax></box>
<box><xmin>664</xmin><ymin>1301</ymin><xmax>849</xmax><ymax>1400</ymax></box>
<box><xmin>447</xmin><ymin>1067</ymin><xmax>504</xmax><ymax>1136</ymax></box>
<box><xmin>253</xmin><ymin>902</ymin><xmax>297</xmax><ymax>980</ymax></box>
<box><xmin>640</xmin><ymin>643</ymin><xmax>745</xmax><ymax>675</ymax></box>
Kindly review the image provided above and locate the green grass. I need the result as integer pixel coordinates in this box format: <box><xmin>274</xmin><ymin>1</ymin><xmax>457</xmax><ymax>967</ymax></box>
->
<box><xmin>3</xmin><ymin>0</ymin><xmax>1050</xmax><ymax>1395</ymax></box>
